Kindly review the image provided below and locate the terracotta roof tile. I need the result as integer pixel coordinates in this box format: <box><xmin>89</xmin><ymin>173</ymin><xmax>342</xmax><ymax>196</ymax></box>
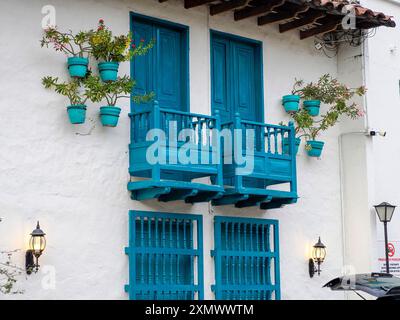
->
<box><xmin>314</xmin><ymin>1</ymin><xmax>394</xmax><ymax>25</ymax></box>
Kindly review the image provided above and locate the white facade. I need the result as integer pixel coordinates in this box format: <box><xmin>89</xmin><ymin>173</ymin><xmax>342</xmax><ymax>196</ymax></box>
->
<box><xmin>0</xmin><ymin>0</ymin><xmax>398</xmax><ymax>300</ymax></box>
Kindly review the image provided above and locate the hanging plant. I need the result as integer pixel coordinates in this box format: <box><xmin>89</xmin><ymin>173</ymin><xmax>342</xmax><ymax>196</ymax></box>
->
<box><xmin>282</xmin><ymin>80</ymin><xmax>302</xmax><ymax>113</ymax></box>
<box><xmin>280</xmin><ymin>110</ymin><xmax>313</xmax><ymax>155</ymax></box>
<box><xmin>89</xmin><ymin>19</ymin><xmax>154</xmax><ymax>82</ymax></box>
<box><xmin>42</xmin><ymin>76</ymin><xmax>89</xmax><ymax>124</ymax></box>
<box><xmin>41</xmin><ymin>27</ymin><xmax>93</xmax><ymax>78</ymax></box>
<box><xmin>292</xmin><ymin>74</ymin><xmax>366</xmax><ymax>117</ymax></box>
<box><xmin>292</xmin><ymin>78</ymin><xmax>322</xmax><ymax>116</ymax></box>
<box><xmin>84</xmin><ymin>75</ymin><xmax>154</xmax><ymax>127</ymax></box>
<box><xmin>289</xmin><ymin>75</ymin><xmax>366</xmax><ymax>157</ymax></box>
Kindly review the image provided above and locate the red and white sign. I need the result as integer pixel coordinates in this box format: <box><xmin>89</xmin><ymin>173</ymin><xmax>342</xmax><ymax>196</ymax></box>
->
<box><xmin>388</xmin><ymin>242</ymin><xmax>395</xmax><ymax>257</ymax></box>
<box><xmin>378</xmin><ymin>241</ymin><xmax>400</xmax><ymax>275</ymax></box>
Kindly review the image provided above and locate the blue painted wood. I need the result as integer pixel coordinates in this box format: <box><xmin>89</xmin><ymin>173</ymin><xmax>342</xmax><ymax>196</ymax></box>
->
<box><xmin>233</xmin><ymin>41</ymin><xmax>256</xmax><ymax>122</ymax></box>
<box><xmin>212</xmin><ymin>216</ymin><xmax>280</xmax><ymax>300</ymax></box>
<box><xmin>131</xmin><ymin>13</ymin><xmax>189</xmax><ymax>112</ymax></box>
<box><xmin>210</xmin><ymin>30</ymin><xmax>263</xmax><ymax>124</ymax></box>
<box><xmin>128</xmin><ymin>102</ymin><xmax>224</xmax><ymax>203</ymax></box>
<box><xmin>126</xmin><ymin>210</ymin><xmax>204</xmax><ymax>300</ymax></box>
<box><xmin>212</xmin><ymin>113</ymin><xmax>298</xmax><ymax>209</ymax></box>
<box><xmin>211</xmin><ymin>31</ymin><xmax>267</xmax><ymax>192</ymax></box>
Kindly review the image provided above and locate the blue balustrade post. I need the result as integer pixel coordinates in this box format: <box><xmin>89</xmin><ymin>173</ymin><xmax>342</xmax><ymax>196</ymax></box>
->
<box><xmin>234</xmin><ymin>113</ymin><xmax>243</xmax><ymax>190</ymax></box>
<box><xmin>288</xmin><ymin>121</ymin><xmax>297</xmax><ymax>195</ymax></box>
<box><xmin>214</xmin><ymin>110</ymin><xmax>223</xmax><ymax>187</ymax></box>
<box><xmin>152</xmin><ymin>101</ymin><xmax>161</xmax><ymax>181</ymax></box>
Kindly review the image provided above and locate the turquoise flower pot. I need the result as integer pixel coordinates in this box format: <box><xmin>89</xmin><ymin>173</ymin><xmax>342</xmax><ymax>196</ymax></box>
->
<box><xmin>67</xmin><ymin>57</ymin><xmax>89</xmax><ymax>78</ymax></box>
<box><xmin>306</xmin><ymin>140</ymin><xmax>325</xmax><ymax>157</ymax></box>
<box><xmin>67</xmin><ymin>105</ymin><xmax>86</xmax><ymax>124</ymax></box>
<box><xmin>304</xmin><ymin>100</ymin><xmax>321</xmax><ymax>116</ymax></box>
<box><xmin>283</xmin><ymin>137</ymin><xmax>301</xmax><ymax>155</ymax></box>
<box><xmin>100</xmin><ymin>106</ymin><xmax>121</xmax><ymax>127</ymax></box>
<box><xmin>98</xmin><ymin>61</ymin><xmax>120</xmax><ymax>82</ymax></box>
<box><xmin>282</xmin><ymin>95</ymin><xmax>300</xmax><ymax>113</ymax></box>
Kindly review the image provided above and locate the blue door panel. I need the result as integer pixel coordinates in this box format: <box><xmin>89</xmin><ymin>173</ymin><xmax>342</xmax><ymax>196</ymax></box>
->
<box><xmin>131</xmin><ymin>17</ymin><xmax>187</xmax><ymax>112</ymax></box>
<box><xmin>157</xmin><ymin>27</ymin><xmax>182</xmax><ymax>110</ymax></box>
<box><xmin>211</xmin><ymin>37</ymin><xmax>231</xmax><ymax>123</ymax></box>
<box><xmin>131</xmin><ymin>21</ymin><xmax>154</xmax><ymax>102</ymax></box>
<box><xmin>233</xmin><ymin>43</ymin><xmax>256</xmax><ymax>121</ymax></box>
<box><xmin>211</xmin><ymin>32</ymin><xmax>262</xmax><ymax>123</ymax></box>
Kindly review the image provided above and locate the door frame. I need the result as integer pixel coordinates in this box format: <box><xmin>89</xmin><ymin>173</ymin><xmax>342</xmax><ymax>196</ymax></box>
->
<box><xmin>130</xmin><ymin>12</ymin><xmax>190</xmax><ymax>112</ymax></box>
<box><xmin>210</xmin><ymin>29</ymin><xmax>264</xmax><ymax>123</ymax></box>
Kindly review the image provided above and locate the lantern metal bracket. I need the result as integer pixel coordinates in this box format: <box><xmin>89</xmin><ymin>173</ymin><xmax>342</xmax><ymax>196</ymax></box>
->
<box><xmin>309</xmin><ymin>258</ymin><xmax>316</xmax><ymax>278</ymax></box>
<box><xmin>309</xmin><ymin>258</ymin><xmax>322</xmax><ymax>278</ymax></box>
<box><xmin>25</xmin><ymin>250</ymin><xmax>36</xmax><ymax>275</ymax></box>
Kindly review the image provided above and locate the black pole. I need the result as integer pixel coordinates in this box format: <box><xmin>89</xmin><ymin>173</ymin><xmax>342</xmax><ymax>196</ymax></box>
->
<box><xmin>384</xmin><ymin>221</ymin><xmax>390</xmax><ymax>274</ymax></box>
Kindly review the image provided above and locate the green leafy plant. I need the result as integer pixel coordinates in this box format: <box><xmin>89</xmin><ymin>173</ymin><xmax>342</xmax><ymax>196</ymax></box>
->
<box><xmin>84</xmin><ymin>75</ymin><xmax>154</xmax><ymax>106</ymax></box>
<box><xmin>41</xmin><ymin>26</ymin><xmax>93</xmax><ymax>57</ymax></box>
<box><xmin>0</xmin><ymin>250</ymin><xmax>23</xmax><ymax>295</ymax></box>
<box><xmin>0</xmin><ymin>218</ymin><xmax>23</xmax><ymax>295</ymax></box>
<box><xmin>89</xmin><ymin>19</ymin><xmax>154</xmax><ymax>62</ymax></box>
<box><xmin>287</xmin><ymin>74</ymin><xmax>366</xmax><ymax>141</ymax></box>
<box><xmin>292</xmin><ymin>74</ymin><xmax>366</xmax><ymax>102</ymax></box>
<box><xmin>42</xmin><ymin>76</ymin><xmax>89</xmax><ymax>105</ymax></box>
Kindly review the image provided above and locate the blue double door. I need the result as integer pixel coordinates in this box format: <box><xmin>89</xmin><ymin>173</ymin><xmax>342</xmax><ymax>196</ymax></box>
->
<box><xmin>132</xmin><ymin>16</ymin><xmax>263</xmax><ymax>123</ymax></box>
<box><xmin>211</xmin><ymin>32</ymin><xmax>263</xmax><ymax>123</ymax></box>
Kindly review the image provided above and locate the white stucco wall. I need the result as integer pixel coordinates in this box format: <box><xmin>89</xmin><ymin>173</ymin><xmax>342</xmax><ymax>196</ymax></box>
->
<box><xmin>362</xmin><ymin>0</ymin><xmax>400</xmax><ymax>274</ymax></box>
<box><xmin>0</xmin><ymin>0</ymin><xmax>363</xmax><ymax>300</ymax></box>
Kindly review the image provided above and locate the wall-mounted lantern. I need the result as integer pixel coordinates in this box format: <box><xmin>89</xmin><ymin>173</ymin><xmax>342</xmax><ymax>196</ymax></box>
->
<box><xmin>26</xmin><ymin>221</ymin><xmax>46</xmax><ymax>274</ymax></box>
<box><xmin>374</xmin><ymin>202</ymin><xmax>396</xmax><ymax>274</ymax></box>
<box><xmin>309</xmin><ymin>237</ymin><xmax>326</xmax><ymax>278</ymax></box>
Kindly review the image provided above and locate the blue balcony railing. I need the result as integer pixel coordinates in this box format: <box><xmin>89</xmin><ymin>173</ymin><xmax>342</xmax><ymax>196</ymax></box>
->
<box><xmin>212</xmin><ymin>113</ymin><xmax>298</xmax><ymax>209</ymax></box>
<box><xmin>128</xmin><ymin>102</ymin><xmax>224</xmax><ymax>203</ymax></box>
<box><xmin>128</xmin><ymin>103</ymin><xmax>297</xmax><ymax>209</ymax></box>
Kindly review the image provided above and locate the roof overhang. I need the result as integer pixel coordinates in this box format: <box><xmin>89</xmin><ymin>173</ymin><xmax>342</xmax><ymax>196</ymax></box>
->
<box><xmin>159</xmin><ymin>0</ymin><xmax>395</xmax><ymax>40</ymax></box>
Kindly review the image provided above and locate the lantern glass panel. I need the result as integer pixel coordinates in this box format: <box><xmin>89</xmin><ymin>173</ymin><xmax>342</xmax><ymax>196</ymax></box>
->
<box><xmin>375</xmin><ymin>202</ymin><xmax>396</xmax><ymax>223</ymax></box>
<box><xmin>314</xmin><ymin>247</ymin><xmax>326</xmax><ymax>262</ymax></box>
<box><xmin>30</xmin><ymin>236</ymin><xmax>46</xmax><ymax>255</ymax></box>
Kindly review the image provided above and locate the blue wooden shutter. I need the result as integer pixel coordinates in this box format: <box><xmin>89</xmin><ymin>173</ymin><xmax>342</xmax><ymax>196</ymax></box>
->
<box><xmin>156</xmin><ymin>27</ymin><xmax>183</xmax><ymax>110</ymax></box>
<box><xmin>232</xmin><ymin>42</ymin><xmax>257</xmax><ymax>122</ymax></box>
<box><xmin>125</xmin><ymin>211</ymin><xmax>204</xmax><ymax>300</ymax></box>
<box><xmin>211</xmin><ymin>32</ymin><xmax>262</xmax><ymax>123</ymax></box>
<box><xmin>131</xmin><ymin>20</ymin><xmax>154</xmax><ymax>110</ymax></box>
<box><xmin>211</xmin><ymin>36</ymin><xmax>232</xmax><ymax>123</ymax></box>
<box><xmin>131</xmin><ymin>16</ymin><xmax>188</xmax><ymax>112</ymax></box>
<box><xmin>212</xmin><ymin>216</ymin><xmax>281</xmax><ymax>300</ymax></box>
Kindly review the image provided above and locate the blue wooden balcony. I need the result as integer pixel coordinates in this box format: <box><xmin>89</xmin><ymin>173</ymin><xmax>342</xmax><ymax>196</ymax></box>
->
<box><xmin>212</xmin><ymin>114</ymin><xmax>298</xmax><ymax>209</ymax></box>
<box><xmin>128</xmin><ymin>103</ymin><xmax>224</xmax><ymax>203</ymax></box>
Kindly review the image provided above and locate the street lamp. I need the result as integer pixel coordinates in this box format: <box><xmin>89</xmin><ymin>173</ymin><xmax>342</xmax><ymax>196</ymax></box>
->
<box><xmin>374</xmin><ymin>202</ymin><xmax>396</xmax><ymax>274</ymax></box>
